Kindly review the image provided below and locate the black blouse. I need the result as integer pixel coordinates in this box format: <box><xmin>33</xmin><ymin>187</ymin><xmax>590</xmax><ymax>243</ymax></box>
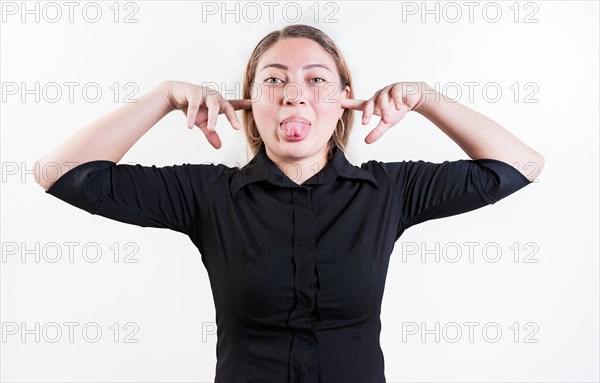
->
<box><xmin>45</xmin><ymin>143</ymin><xmax>533</xmax><ymax>382</ymax></box>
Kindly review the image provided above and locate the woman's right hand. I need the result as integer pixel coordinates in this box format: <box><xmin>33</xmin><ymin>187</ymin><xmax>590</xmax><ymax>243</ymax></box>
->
<box><xmin>163</xmin><ymin>80</ymin><xmax>252</xmax><ymax>149</ymax></box>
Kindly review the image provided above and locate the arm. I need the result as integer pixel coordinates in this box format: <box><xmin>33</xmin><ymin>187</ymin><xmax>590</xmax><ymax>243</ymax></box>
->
<box><xmin>34</xmin><ymin>81</ymin><xmax>174</xmax><ymax>191</ymax></box>
<box><xmin>414</xmin><ymin>83</ymin><xmax>544</xmax><ymax>182</ymax></box>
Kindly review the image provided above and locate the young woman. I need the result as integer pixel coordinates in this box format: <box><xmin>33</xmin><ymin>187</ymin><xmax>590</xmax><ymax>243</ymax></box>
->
<box><xmin>36</xmin><ymin>24</ymin><xmax>543</xmax><ymax>383</ymax></box>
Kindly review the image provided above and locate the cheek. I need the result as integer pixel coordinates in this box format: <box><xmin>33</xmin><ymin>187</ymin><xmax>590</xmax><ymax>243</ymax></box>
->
<box><xmin>312</xmin><ymin>84</ymin><xmax>342</xmax><ymax>103</ymax></box>
<box><xmin>251</xmin><ymin>103</ymin><xmax>277</xmax><ymax>134</ymax></box>
<box><xmin>251</xmin><ymin>102</ymin><xmax>273</xmax><ymax>119</ymax></box>
<box><xmin>255</xmin><ymin>85</ymin><xmax>285</xmax><ymax>104</ymax></box>
<box><xmin>314</xmin><ymin>104</ymin><xmax>340</xmax><ymax>122</ymax></box>
<box><xmin>253</xmin><ymin>92</ymin><xmax>280</xmax><ymax>114</ymax></box>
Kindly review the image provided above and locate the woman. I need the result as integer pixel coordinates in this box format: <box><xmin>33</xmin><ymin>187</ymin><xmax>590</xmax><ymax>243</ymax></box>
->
<box><xmin>35</xmin><ymin>24</ymin><xmax>543</xmax><ymax>383</ymax></box>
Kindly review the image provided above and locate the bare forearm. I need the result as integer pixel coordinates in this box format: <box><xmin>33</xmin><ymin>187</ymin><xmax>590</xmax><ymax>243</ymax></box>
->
<box><xmin>415</xmin><ymin>84</ymin><xmax>544</xmax><ymax>181</ymax></box>
<box><xmin>35</xmin><ymin>81</ymin><xmax>174</xmax><ymax>190</ymax></box>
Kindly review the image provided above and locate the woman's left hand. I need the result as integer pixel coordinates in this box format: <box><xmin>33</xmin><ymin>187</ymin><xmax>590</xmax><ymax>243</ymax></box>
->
<box><xmin>342</xmin><ymin>82</ymin><xmax>429</xmax><ymax>144</ymax></box>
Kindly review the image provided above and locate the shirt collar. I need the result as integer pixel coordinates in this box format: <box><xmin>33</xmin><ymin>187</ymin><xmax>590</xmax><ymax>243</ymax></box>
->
<box><xmin>230</xmin><ymin>143</ymin><xmax>379</xmax><ymax>199</ymax></box>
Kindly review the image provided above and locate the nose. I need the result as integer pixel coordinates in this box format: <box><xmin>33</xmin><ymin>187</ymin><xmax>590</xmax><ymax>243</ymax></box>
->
<box><xmin>282</xmin><ymin>82</ymin><xmax>308</xmax><ymax>106</ymax></box>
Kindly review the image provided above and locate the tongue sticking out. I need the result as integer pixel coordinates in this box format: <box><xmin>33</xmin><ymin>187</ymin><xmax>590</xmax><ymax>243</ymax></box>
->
<box><xmin>280</xmin><ymin>121</ymin><xmax>310</xmax><ymax>138</ymax></box>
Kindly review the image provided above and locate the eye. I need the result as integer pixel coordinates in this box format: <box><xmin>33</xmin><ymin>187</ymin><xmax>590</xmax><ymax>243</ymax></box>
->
<box><xmin>264</xmin><ymin>77</ymin><xmax>326</xmax><ymax>86</ymax></box>
<box><xmin>264</xmin><ymin>77</ymin><xmax>283</xmax><ymax>85</ymax></box>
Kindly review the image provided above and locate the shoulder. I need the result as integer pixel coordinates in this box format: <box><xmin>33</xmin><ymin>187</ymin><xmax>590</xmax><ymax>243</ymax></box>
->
<box><xmin>358</xmin><ymin>158</ymin><xmax>416</xmax><ymax>184</ymax></box>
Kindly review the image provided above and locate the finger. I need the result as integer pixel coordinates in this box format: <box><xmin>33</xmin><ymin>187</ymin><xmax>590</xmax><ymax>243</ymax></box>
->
<box><xmin>228</xmin><ymin>99</ymin><xmax>253</xmax><ymax>111</ymax></box>
<box><xmin>186</xmin><ymin>94</ymin><xmax>203</xmax><ymax>129</ymax></box>
<box><xmin>377</xmin><ymin>88</ymin><xmax>391</xmax><ymax>124</ymax></box>
<box><xmin>363</xmin><ymin>96</ymin><xmax>377</xmax><ymax>125</ymax></box>
<box><xmin>365</xmin><ymin>118</ymin><xmax>393</xmax><ymax>145</ymax></box>
<box><xmin>206</xmin><ymin>94</ymin><xmax>220</xmax><ymax>132</ymax></box>
<box><xmin>198</xmin><ymin>123</ymin><xmax>222</xmax><ymax>149</ymax></box>
<box><xmin>222</xmin><ymin>101</ymin><xmax>242</xmax><ymax>130</ymax></box>
<box><xmin>341</xmin><ymin>98</ymin><xmax>367</xmax><ymax>111</ymax></box>
<box><xmin>391</xmin><ymin>85</ymin><xmax>403</xmax><ymax>111</ymax></box>
<box><xmin>373</xmin><ymin>105</ymin><xmax>382</xmax><ymax>117</ymax></box>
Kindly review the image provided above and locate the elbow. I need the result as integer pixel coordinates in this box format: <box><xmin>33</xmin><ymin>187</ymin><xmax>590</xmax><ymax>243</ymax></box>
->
<box><xmin>534</xmin><ymin>152</ymin><xmax>545</xmax><ymax>178</ymax></box>
<box><xmin>525</xmin><ymin>152</ymin><xmax>545</xmax><ymax>182</ymax></box>
<box><xmin>34</xmin><ymin>157</ymin><xmax>54</xmax><ymax>192</ymax></box>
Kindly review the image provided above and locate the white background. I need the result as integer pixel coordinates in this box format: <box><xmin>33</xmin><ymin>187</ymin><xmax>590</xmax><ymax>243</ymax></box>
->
<box><xmin>1</xmin><ymin>1</ymin><xmax>598</xmax><ymax>382</ymax></box>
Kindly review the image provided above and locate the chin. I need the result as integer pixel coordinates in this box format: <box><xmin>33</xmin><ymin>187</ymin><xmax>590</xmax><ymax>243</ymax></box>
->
<box><xmin>274</xmin><ymin>141</ymin><xmax>316</xmax><ymax>159</ymax></box>
<box><xmin>279</xmin><ymin>143</ymin><xmax>311</xmax><ymax>156</ymax></box>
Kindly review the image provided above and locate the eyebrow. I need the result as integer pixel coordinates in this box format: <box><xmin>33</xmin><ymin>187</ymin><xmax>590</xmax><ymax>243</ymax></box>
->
<box><xmin>259</xmin><ymin>63</ymin><xmax>332</xmax><ymax>72</ymax></box>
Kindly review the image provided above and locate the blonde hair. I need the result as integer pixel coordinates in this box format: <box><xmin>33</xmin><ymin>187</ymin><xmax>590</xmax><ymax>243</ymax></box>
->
<box><xmin>241</xmin><ymin>24</ymin><xmax>355</xmax><ymax>158</ymax></box>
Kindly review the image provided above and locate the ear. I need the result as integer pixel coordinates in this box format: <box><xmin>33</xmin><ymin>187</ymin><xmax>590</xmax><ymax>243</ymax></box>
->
<box><xmin>339</xmin><ymin>85</ymin><xmax>351</xmax><ymax>119</ymax></box>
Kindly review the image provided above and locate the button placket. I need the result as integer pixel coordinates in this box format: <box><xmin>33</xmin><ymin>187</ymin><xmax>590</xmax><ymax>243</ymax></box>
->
<box><xmin>287</xmin><ymin>186</ymin><xmax>320</xmax><ymax>383</ymax></box>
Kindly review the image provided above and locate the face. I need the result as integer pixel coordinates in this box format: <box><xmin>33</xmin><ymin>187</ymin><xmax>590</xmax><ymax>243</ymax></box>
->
<box><xmin>252</xmin><ymin>37</ymin><xmax>350</xmax><ymax>165</ymax></box>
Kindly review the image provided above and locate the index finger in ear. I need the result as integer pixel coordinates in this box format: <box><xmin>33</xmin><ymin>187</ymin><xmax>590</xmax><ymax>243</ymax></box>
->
<box><xmin>340</xmin><ymin>98</ymin><xmax>367</xmax><ymax>111</ymax></box>
<box><xmin>228</xmin><ymin>99</ymin><xmax>253</xmax><ymax>111</ymax></box>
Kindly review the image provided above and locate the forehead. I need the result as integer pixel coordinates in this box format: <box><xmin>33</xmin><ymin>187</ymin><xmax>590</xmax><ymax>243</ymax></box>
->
<box><xmin>257</xmin><ymin>37</ymin><xmax>336</xmax><ymax>70</ymax></box>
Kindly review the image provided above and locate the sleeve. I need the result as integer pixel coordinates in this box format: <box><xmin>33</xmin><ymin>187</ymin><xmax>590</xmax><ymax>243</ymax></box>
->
<box><xmin>377</xmin><ymin>158</ymin><xmax>534</xmax><ymax>230</ymax></box>
<box><xmin>45</xmin><ymin>160</ymin><xmax>226</xmax><ymax>236</ymax></box>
